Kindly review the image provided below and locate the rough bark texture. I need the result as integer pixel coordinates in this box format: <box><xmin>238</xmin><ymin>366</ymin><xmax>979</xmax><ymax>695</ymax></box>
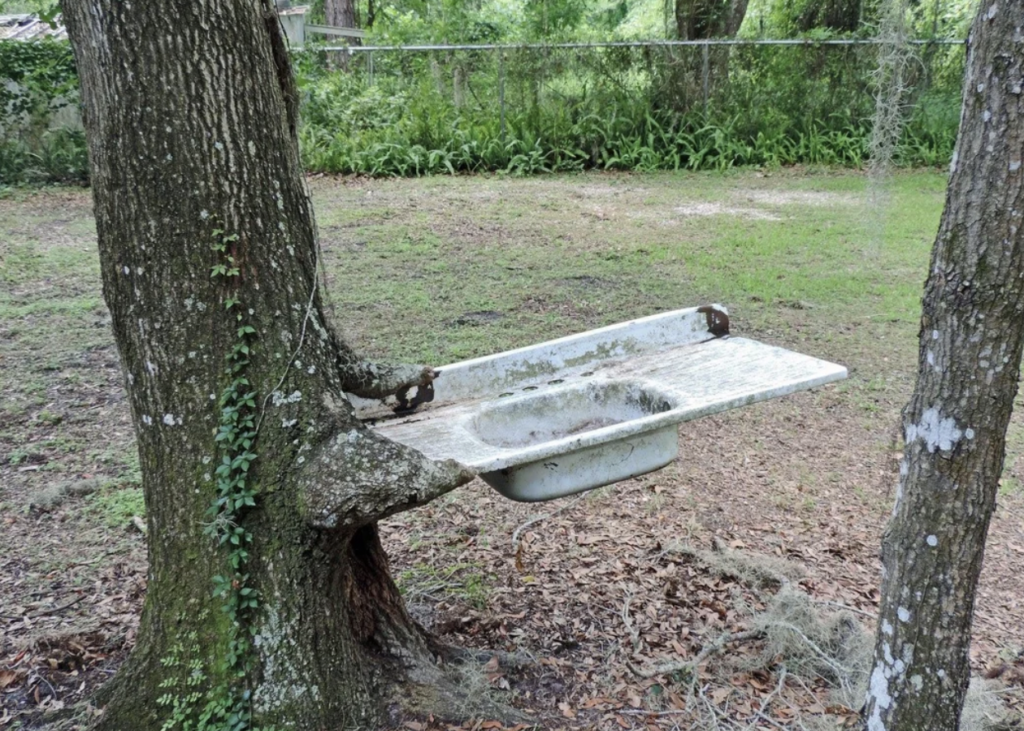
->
<box><xmin>864</xmin><ymin>4</ymin><xmax>1024</xmax><ymax>731</ymax></box>
<box><xmin>61</xmin><ymin>1</ymin><xmax>473</xmax><ymax>728</ymax></box>
<box><xmin>326</xmin><ymin>0</ymin><xmax>360</xmax><ymax>31</ymax></box>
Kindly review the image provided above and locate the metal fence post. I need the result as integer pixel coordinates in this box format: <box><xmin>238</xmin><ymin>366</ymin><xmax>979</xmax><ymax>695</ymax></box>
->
<box><xmin>368</xmin><ymin>50</ymin><xmax>375</xmax><ymax>86</ymax></box>
<box><xmin>701</xmin><ymin>41</ymin><xmax>709</xmax><ymax>115</ymax></box>
<box><xmin>499</xmin><ymin>49</ymin><xmax>507</xmax><ymax>142</ymax></box>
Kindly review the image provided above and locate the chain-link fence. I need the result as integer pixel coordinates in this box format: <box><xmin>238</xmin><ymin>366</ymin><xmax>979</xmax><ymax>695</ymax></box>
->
<box><xmin>296</xmin><ymin>39</ymin><xmax>965</xmax><ymax>174</ymax></box>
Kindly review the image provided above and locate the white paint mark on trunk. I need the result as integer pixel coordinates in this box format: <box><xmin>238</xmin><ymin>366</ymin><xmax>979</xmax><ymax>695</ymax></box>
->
<box><xmin>905</xmin><ymin>407</ymin><xmax>963</xmax><ymax>452</ymax></box>
<box><xmin>867</xmin><ymin>662</ymin><xmax>892</xmax><ymax>731</ymax></box>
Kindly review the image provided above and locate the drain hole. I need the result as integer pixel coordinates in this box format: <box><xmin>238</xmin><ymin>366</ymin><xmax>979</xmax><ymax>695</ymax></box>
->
<box><xmin>498</xmin><ymin>392</ymin><xmax>514</xmax><ymax>398</ymax></box>
<box><xmin>523</xmin><ymin>385</ymin><xmax>539</xmax><ymax>391</ymax></box>
<box><xmin>548</xmin><ymin>379</ymin><xmax>565</xmax><ymax>385</ymax></box>
<box><xmin>580</xmin><ymin>371</ymin><xmax>594</xmax><ymax>377</ymax></box>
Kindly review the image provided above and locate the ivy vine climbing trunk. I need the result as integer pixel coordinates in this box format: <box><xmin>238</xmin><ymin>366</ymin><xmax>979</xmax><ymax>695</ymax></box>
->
<box><xmin>61</xmin><ymin>1</ymin><xmax>490</xmax><ymax>729</ymax></box>
<box><xmin>864</xmin><ymin>3</ymin><xmax>1024</xmax><ymax>731</ymax></box>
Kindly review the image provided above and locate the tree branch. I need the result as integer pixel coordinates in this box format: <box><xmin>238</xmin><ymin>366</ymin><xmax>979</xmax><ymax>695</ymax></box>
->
<box><xmin>339</xmin><ymin>357</ymin><xmax>439</xmax><ymax>401</ymax></box>
<box><xmin>297</xmin><ymin>394</ymin><xmax>475</xmax><ymax>529</ymax></box>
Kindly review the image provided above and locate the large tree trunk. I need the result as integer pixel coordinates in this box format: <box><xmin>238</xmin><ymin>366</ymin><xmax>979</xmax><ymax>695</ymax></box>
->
<box><xmin>667</xmin><ymin>0</ymin><xmax>749</xmax><ymax>113</ymax></box>
<box><xmin>326</xmin><ymin>0</ymin><xmax>360</xmax><ymax>31</ymax></box>
<box><xmin>61</xmin><ymin>2</ymin><xmax>480</xmax><ymax>729</ymax></box>
<box><xmin>674</xmin><ymin>0</ymin><xmax>749</xmax><ymax>40</ymax></box>
<box><xmin>864</xmin><ymin>3</ymin><xmax>1024</xmax><ymax>730</ymax></box>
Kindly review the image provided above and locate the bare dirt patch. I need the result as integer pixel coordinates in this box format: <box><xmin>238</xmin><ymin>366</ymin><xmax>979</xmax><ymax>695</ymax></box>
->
<box><xmin>672</xmin><ymin>202</ymin><xmax>782</xmax><ymax>221</ymax></box>
<box><xmin>737</xmin><ymin>190</ymin><xmax>859</xmax><ymax>207</ymax></box>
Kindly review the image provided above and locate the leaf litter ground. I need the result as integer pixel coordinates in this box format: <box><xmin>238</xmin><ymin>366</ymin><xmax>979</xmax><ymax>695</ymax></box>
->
<box><xmin>1</xmin><ymin>171</ymin><xmax>1022</xmax><ymax>729</ymax></box>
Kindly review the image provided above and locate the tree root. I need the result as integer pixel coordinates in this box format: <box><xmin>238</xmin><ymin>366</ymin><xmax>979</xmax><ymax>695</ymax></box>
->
<box><xmin>389</xmin><ymin>651</ymin><xmax>532</xmax><ymax>726</ymax></box>
<box><xmin>437</xmin><ymin>644</ymin><xmax>537</xmax><ymax>671</ymax></box>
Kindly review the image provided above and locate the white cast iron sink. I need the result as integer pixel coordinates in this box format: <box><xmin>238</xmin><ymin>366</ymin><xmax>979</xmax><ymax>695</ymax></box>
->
<box><xmin>470</xmin><ymin>381</ymin><xmax>675</xmax><ymax>449</ymax></box>
<box><xmin>352</xmin><ymin>305</ymin><xmax>846</xmax><ymax>502</ymax></box>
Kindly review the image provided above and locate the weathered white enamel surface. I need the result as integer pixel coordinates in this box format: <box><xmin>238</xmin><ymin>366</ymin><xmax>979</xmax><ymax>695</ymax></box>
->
<box><xmin>355</xmin><ymin>306</ymin><xmax>847</xmax><ymax>502</ymax></box>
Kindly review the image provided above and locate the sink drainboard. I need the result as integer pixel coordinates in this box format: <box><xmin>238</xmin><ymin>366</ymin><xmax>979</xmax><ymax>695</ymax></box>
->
<box><xmin>352</xmin><ymin>305</ymin><xmax>847</xmax><ymax>502</ymax></box>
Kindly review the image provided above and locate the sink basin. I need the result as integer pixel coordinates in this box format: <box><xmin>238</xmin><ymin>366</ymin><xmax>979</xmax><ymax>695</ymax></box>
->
<box><xmin>354</xmin><ymin>305</ymin><xmax>848</xmax><ymax>502</ymax></box>
<box><xmin>478</xmin><ymin>421</ymin><xmax>680</xmax><ymax>502</ymax></box>
<box><xmin>468</xmin><ymin>381</ymin><xmax>679</xmax><ymax>501</ymax></box>
<box><xmin>470</xmin><ymin>382</ymin><xmax>675</xmax><ymax>449</ymax></box>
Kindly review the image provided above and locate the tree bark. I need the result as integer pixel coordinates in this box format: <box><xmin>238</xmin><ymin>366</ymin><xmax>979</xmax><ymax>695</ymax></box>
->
<box><xmin>324</xmin><ymin>0</ymin><xmax>361</xmax><ymax>71</ymax></box>
<box><xmin>666</xmin><ymin>0</ymin><xmax>749</xmax><ymax>113</ymax></box>
<box><xmin>864</xmin><ymin>3</ymin><xmax>1024</xmax><ymax>731</ymax></box>
<box><xmin>326</xmin><ymin>0</ymin><xmax>360</xmax><ymax>31</ymax></box>
<box><xmin>61</xmin><ymin>1</ymin><xmax>479</xmax><ymax>728</ymax></box>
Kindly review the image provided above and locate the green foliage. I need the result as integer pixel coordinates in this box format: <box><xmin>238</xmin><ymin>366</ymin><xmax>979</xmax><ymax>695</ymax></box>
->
<box><xmin>157</xmin><ymin>625</ymin><xmax>264</xmax><ymax>731</ymax></box>
<box><xmin>524</xmin><ymin>0</ymin><xmax>588</xmax><ymax>38</ymax></box>
<box><xmin>296</xmin><ymin>44</ymin><xmax>961</xmax><ymax>176</ymax></box>
<box><xmin>0</xmin><ymin>0</ymin><xmax>57</xmax><ymax>15</ymax></box>
<box><xmin>2</xmin><ymin>35</ymin><xmax>962</xmax><ymax>186</ymax></box>
<box><xmin>0</xmin><ymin>39</ymin><xmax>87</xmax><ymax>185</ymax></box>
<box><xmin>743</xmin><ymin>0</ymin><xmax>974</xmax><ymax>39</ymax></box>
<box><xmin>157</xmin><ymin>226</ymin><xmax>266</xmax><ymax>731</ymax></box>
<box><xmin>0</xmin><ymin>38</ymin><xmax>75</xmax><ymax>114</ymax></box>
<box><xmin>86</xmin><ymin>484</ymin><xmax>145</xmax><ymax>529</ymax></box>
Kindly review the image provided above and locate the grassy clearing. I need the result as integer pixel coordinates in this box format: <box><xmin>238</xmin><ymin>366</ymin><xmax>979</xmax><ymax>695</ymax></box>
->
<box><xmin>316</xmin><ymin>170</ymin><xmax>943</xmax><ymax>371</ymax></box>
<box><xmin>311</xmin><ymin>168</ymin><xmax>945</xmax><ymax>625</ymax></box>
<box><xmin>0</xmin><ymin>169</ymin><xmax>944</xmax><ymax>507</ymax></box>
<box><xmin>4</xmin><ymin>169</ymin><xmax>1024</xmax><ymax>728</ymax></box>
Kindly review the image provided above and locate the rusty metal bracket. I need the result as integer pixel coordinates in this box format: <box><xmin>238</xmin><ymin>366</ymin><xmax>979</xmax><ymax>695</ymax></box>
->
<box><xmin>393</xmin><ymin>379</ymin><xmax>437</xmax><ymax>414</ymax></box>
<box><xmin>697</xmin><ymin>304</ymin><xmax>730</xmax><ymax>337</ymax></box>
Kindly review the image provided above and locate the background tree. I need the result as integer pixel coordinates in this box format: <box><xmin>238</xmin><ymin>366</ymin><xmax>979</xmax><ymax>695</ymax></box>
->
<box><xmin>864</xmin><ymin>1</ymin><xmax>1024</xmax><ymax>729</ymax></box>
<box><xmin>793</xmin><ymin>0</ymin><xmax>860</xmax><ymax>33</ymax></box>
<box><xmin>60</xmin><ymin>1</ymin><xmax>504</xmax><ymax>728</ymax></box>
<box><xmin>674</xmin><ymin>0</ymin><xmax>748</xmax><ymax>39</ymax></box>
<box><xmin>326</xmin><ymin>0</ymin><xmax>361</xmax><ymax>30</ymax></box>
<box><xmin>665</xmin><ymin>0</ymin><xmax>749</xmax><ymax>112</ymax></box>
<box><xmin>524</xmin><ymin>0</ymin><xmax>588</xmax><ymax>38</ymax></box>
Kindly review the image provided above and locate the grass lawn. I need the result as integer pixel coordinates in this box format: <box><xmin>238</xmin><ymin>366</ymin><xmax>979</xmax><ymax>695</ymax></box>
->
<box><xmin>2</xmin><ymin>169</ymin><xmax>1022</xmax><ymax>729</ymax></box>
